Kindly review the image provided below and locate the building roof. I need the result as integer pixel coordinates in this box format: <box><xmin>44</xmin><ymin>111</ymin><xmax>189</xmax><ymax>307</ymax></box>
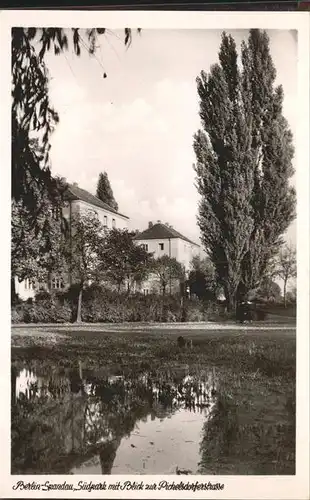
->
<box><xmin>65</xmin><ymin>184</ymin><xmax>129</xmax><ymax>219</ymax></box>
<box><xmin>134</xmin><ymin>222</ymin><xmax>200</xmax><ymax>247</ymax></box>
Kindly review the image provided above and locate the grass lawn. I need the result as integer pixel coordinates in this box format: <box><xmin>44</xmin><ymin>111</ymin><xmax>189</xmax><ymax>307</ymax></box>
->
<box><xmin>11</xmin><ymin>323</ymin><xmax>296</xmax><ymax>475</ymax></box>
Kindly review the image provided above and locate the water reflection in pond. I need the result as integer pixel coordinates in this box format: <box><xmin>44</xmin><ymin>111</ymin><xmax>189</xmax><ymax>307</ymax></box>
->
<box><xmin>11</xmin><ymin>361</ymin><xmax>218</xmax><ymax>475</ymax></box>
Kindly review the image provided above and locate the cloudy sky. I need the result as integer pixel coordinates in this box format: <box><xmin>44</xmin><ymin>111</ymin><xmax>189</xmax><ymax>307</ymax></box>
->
<box><xmin>45</xmin><ymin>29</ymin><xmax>297</xmax><ymax>245</ymax></box>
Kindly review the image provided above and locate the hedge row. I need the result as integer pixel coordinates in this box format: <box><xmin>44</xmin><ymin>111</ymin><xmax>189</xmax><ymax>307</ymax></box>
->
<box><xmin>11</xmin><ymin>285</ymin><xmax>218</xmax><ymax>324</ymax></box>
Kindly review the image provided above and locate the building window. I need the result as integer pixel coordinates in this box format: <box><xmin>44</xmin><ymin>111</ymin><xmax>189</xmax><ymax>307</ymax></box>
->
<box><xmin>112</xmin><ymin>218</ymin><xmax>116</xmax><ymax>228</ymax></box>
<box><xmin>51</xmin><ymin>278</ymin><xmax>64</xmax><ymax>290</ymax></box>
<box><xmin>24</xmin><ymin>279</ymin><xmax>35</xmax><ymax>291</ymax></box>
<box><xmin>143</xmin><ymin>289</ymin><xmax>149</xmax><ymax>296</ymax></box>
<box><xmin>103</xmin><ymin>215</ymin><xmax>108</xmax><ymax>227</ymax></box>
<box><xmin>141</xmin><ymin>244</ymin><xmax>148</xmax><ymax>251</ymax></box>
<box><xmin>159</xmin><ymin>243</ymin><xmax>164</xmax><ymax>251</ymax></box>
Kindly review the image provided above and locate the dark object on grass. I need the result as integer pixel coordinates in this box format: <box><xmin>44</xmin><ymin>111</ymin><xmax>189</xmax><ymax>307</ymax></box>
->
<box><xmin>236</xmin><ymin>302</ymin><xmax>255</xmax><ymax>323</ymax></box>
<box><xmin>177</xmin><ymin>336</ymin><xmax>186</xmax><ymax>348</ymax></box>
<box><xmin>177</xmin><ymin>336</ymin><xmax>193</xmax><ymax>349</ymax></box>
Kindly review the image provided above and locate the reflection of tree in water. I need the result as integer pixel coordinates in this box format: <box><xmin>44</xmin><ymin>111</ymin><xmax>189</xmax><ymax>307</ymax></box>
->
<box><xmin>11</xmin><ymin>361</ymin><xmax>217</xmax><ymax>474</ymax></box>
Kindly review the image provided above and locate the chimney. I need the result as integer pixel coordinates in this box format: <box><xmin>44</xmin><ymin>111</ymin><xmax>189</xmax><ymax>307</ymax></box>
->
<box><xmin>157</xmin><ymin>220</ymin><xmax>161</xmax><ymax>224</ymax></box>
<box><xmin>72</xmin><ymin>182</ymin><xmax>78</xmax><ymax>187</ymax></box>
<box><xmin>148</xmin><ymin>221</ymin><xmax>153</xmax><ymax>229</ymax></box>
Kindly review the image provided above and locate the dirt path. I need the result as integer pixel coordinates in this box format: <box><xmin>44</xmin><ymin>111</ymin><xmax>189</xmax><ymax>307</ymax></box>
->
<box><xmin>12</xmin><ymin>321</ymin><xmax>296</xmax><ymax>331</ymax></box>
<box><xmin>11</xmin><ymin>321</ymin><xmax>296</xmax><ymax>344</ymax></box>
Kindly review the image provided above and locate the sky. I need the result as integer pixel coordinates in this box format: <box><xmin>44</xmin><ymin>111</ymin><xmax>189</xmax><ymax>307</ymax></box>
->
<box><xmin>45</xmin><ymin>29</ymin><xmax>297</xmax><ymax>246</ymax></box>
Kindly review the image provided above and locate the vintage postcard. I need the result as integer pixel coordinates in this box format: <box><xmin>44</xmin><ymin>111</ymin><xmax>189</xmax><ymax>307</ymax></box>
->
<box><xmin>0</xmin><ymin>9</ymin><xmax>309</xmax><ymax>500</ymax></box>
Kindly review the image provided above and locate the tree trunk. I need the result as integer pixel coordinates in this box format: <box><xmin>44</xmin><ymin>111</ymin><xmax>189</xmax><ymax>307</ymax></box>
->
<box><xmin>11</xmin><ymin>276</ymin><xmax>17</xmax><ymax>304</ymax></box>
<box><xmin>283</xmin><ymin>278</ymin><xmax>287</xmax><ymax>308</ymax></box>
<box><xmin>11</xmin><ymin>366</ymin><xmax>17</xmax><ymax>405</ymax></box>
<box><xmin>180</xmin><ymin>295</ymin><xmax>187</xmax><ymax>322</ymax></box>
<box><xmin>76</xmin><ymin>284</ymin><xmax>83</xmax><ymax>323</ymax></box>
<box><xmin>78</xmin><ymin>360</ymin><xmax>83</xmax><ymax>380</ymax></box>
<box><xmin>224</xmin><ymin>285</ymin><xmax>237</xmax><ymax>314</ymax></box>
<box><xmin>99</xmin><ymin>438</ymin><xmax>121</xmax><ymax>474</ymax></box>
<box><xmin>236</xmin><ymin>282</ymin><xmax>247</xmax><ymax>304</ymax></box>
<box><xmin>47</xmin><ymin>271</ymin><xmax>52</xmax><ymax>291</ymax></box>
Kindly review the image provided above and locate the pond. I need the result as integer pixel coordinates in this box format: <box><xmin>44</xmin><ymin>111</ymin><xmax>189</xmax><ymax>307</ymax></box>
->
<box><xmin>11</xmin><ymin>361</ymin><xmax>218</xmax><ymax>475</ymax></box>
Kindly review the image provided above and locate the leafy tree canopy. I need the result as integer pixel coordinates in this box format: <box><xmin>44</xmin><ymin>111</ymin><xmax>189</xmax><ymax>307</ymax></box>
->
<box><xmin>151</xmin><ymin>255</ymin><xmax>185</xmax><ymax>296</ymax></box>
<box><xmin>12</xmin><ymin>28</ymin><xmax>139</xmax><ymax>285</ymax></box>
<box><xmin>100</xmin><ymin>229</ymin><xmax>152</xmax><ymax>291</ymax></box>
<box><xmin>11</xmin><ymin>176</ymin><xmax>69</xmax><ymax>285</ymax></box>
<box><xmin>69</xmin><ymin>211</ymin><xmax>106</xmax><ymax>322</ymax></box>
<box><xmin>274</xmin><ymin>243</ymin><xmax>296</xmax><ymax>307</ymax></box>
<box><xmin>254</xmin><ymin>278</ymin><xmax>282</xmax><ymax>302</ymax></box>
<box><xmin>188</xmin><ymin>255</ymin><xmax>219</xmax><ymax>300</ymax></box>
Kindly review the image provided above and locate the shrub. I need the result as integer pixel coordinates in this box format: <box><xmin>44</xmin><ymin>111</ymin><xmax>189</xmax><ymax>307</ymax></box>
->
<box><xmin>35</xmin><ymin>289</ymin><xmax>51</xmax><ymax>301</ymax></box>
<box><xmin>11</xmin><ymin>283</ymin><xmax>223</xmax><ymax>324</ymax></box>
<box><xmin>186</xmin><ymin>302</ymin><xmax>208</xmax><ymax>322</ymax></box>
<box><xmin>166</xmin><ymin>310</ymin><xmax>177</xmax><ymax>322</ymax></box>
<box><xmin>204</xmin><ymin>301</ymin><xmax>233</xmax><ymax>322</ymax></box>
<box><xmin>80</xmin><ymin>289</ymin><xmax>182</xmax><ymax>323</ymax></box>
<box><xmin>11</xmin><ymin>308</ymin><xmax>24</xmax><ymax>324</ymax></box>
<box><xmin>12</xmin><ymin>297</ymin><xmax>72</xmax><ymax>324</ymax></box>
<box><xmin>252</xmin><ymin>308</ymin><xmax>267</xmax><ymax>321</ymax></box>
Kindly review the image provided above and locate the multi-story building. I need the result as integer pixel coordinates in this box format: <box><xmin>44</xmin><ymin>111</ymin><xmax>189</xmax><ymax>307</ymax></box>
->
<box><xmin>134</xmin><ymin>221</ymin><xmax>200</xmax><ymax>270</ymax></box>
<box><xmin>14</xmin><ymin>191</ymin><xmax>201</xmax><ymax>300</ymax></box>
<box><xmin>63</xmin><ymin>183</ymin><xmax>129</xmax><ymax>232</ymax></box>
<box><xmin>133</xmin><ymin>221</ymin><xmax>200</xmax><ymax>294</ymax></box>
<box><xmin>14</xmin><ymin>183</ymin><xmax>130</xmax><ymax>300</ymax></box>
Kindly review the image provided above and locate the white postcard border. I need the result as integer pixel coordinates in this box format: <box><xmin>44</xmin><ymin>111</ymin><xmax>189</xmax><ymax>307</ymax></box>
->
<box><xmin>0</xmin><ymin>10</ymin><xmax>309</xmax><ymax>500</ymax></box>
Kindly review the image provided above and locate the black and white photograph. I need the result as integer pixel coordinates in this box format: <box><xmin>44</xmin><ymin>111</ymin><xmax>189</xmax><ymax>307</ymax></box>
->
<box><xmin>0</xmin><ymin>9</ymin><xmax>309</xmax><ymax>500</ymax></box>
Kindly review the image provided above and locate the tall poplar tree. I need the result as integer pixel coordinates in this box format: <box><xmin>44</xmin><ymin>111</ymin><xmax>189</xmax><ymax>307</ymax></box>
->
<box><xmin>194</xmin><ymin>30</ymin><xmax>296</xmax><ymax>311</ymax></box>
<box><xmin>96</xmin><ymin>172</ymin><xmax>119</xmax><ymax>211</ymax></box>
<box><xmin>240</xmin><ymin>30</ymin><xmax>296</xmax><ymax>294</ymax></box>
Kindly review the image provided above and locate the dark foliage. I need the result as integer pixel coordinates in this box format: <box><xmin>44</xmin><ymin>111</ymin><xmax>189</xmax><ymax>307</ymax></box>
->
<box><xmin>11</xmin><ymin>284</ymin><xmax>212</xmax><ymax>324</ymax></box>
<box><xmin>96</xmin><ymin>172</ymin><xmax>119</xmax><ymax>211</ymax></box>
<box><xmin>194</xmin><ymin>30</ymin><xmax>296</xmax><ymax>312</ymax></box>
<box><xmin>12</xmin><ymin>27</ymin><xmax>139</xmax><ymax>243</ymax></box>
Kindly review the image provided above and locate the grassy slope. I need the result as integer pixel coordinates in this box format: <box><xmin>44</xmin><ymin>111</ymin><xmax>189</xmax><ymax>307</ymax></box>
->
<box><xmin>11</xmin><ymin>325</ymin><xmax>296</xmax><ymax>475</ymax></box>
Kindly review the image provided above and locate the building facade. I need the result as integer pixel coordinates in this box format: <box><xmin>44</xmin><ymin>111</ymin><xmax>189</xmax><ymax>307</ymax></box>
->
<box><xmin>63</xmin><ymin>183</ymin><xmax>129</xmax><ymax>232</ymax></box>
<box><xmin>133</xmin><ymin>221</ymin><xmax>200</xmax><ymax>294</ymax></box>
<box><xmin>14</xmin><ymin>183</ymin><xmax>130</xmax><ymax>300</ymax></box>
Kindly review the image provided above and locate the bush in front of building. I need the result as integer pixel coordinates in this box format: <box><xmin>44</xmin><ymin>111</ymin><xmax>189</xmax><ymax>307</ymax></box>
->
<box><xmin>11</xmin><ymin>284</ymin><xmax>219</xmax><ymax>324</ymax></box>
<box><xmin>80</xmin><ymin>287</ymin><xmax>182</xmax><ymax>323</ymax></box>
<box><xmin>11</xmin><ymin>290</ymin><xmax>72</xmax><ymax>324</ymax></box>
<box><xmin>11</xmin><ymin>303</ymin><xmax>72</xmax><ymax>323</ymax></box>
